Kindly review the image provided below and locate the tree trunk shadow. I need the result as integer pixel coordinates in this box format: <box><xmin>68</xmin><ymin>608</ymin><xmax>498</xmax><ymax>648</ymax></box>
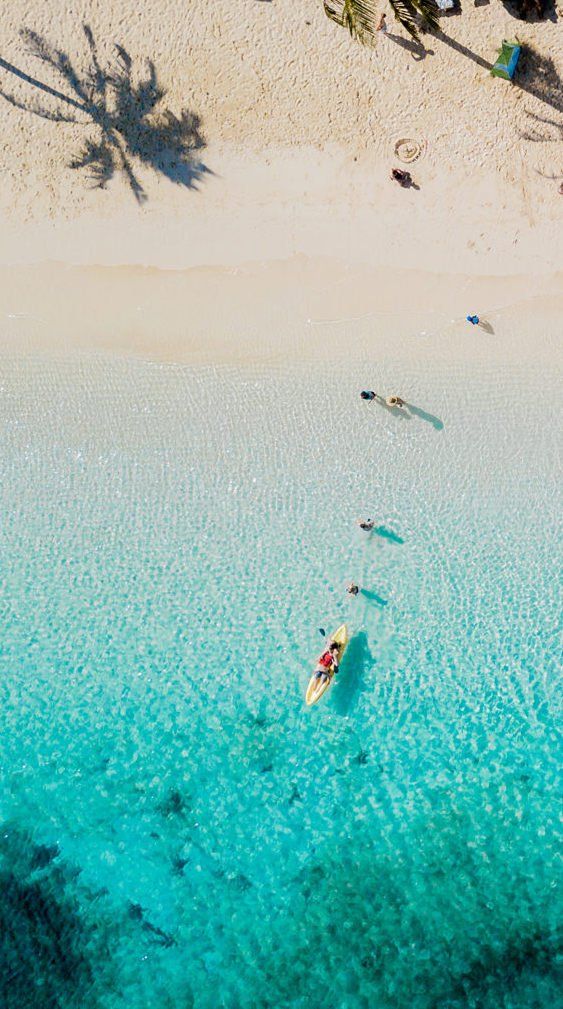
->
<box><xmin>434</xmin><ymin>32</ymin><xmax>563</xmax><ymax>123</ymax></box>
<box><xmin>0</xmin><ymin>54</ymin><xmax>85</xmax><ymax>113</ymax></box>
<box><xmin>434</xmin><ymin>30</ymin><xmax>493</xmax><ymax>71</ymax></box>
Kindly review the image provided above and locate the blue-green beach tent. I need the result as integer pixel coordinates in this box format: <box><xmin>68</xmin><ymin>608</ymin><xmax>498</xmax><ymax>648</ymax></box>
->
<box><xmin>491</xmin><ymin>41</ymin><xmax>521</xmax><ymax>80</ymax></box>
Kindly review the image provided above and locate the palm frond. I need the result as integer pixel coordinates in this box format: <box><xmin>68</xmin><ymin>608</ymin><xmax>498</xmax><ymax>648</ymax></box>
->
<box><xmin>117</xmin><ymin>146</ymin><xmax>146</xmax><ymax>204</ymax></box>
<box><xmin>20</xmin><ymin>28</ymin><xmax>64</xmax><ymax>69</ymax></box>
<box><xmin>0</xmin><ymin>87</ymin><xmax>78</xmax><ymax>122</ymax></box>
<box><xmin>69</xmin><ymin>138</ymin><xmax>115</xmax><ymax>188</ymax></box>
<box><xmin>20</xmin><ymin>27</ymin><xmax>92</xmax><ymax>105</ymax></box>
<box><xmin>389</xmin><ymin>0</ymin><xmax>439</xmax><ymax>39</ymax></box>
<box><xmin>323</xmin><ymin>0</ymin><xmax>379</xmax><ymax>42</ymax></box>
<box><xmin>388</xmin><ymin>0</ymin><xmax>418</xmax><ymax>37</ymax></box>
<box><xmin>411</xmin><ymin>0</ymin><xmax>440</xmax><ymax>34</ymax></box>
<box><xmin>324</xmin><ymin>0</ymin><xmax>440</xmax><ymax>44</ymax></box>
<box><xmin>83</xmin><ymin>24</ymin><xmax>106</xmax><ymax>99</ymax></box>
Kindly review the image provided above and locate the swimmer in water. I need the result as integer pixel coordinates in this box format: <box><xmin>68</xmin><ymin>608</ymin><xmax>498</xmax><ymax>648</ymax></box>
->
<box><xmin>357</xmin><ymin>519</ymin><xmax>374</xmax><ymax>531</ymax></box>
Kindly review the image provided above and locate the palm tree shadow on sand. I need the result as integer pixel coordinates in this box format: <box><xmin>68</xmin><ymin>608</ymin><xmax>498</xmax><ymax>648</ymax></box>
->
<box><xmin>331</xmin><ymin>631</ymin><xmax>375</xmax><ymax>717</ymax></box>
<box><xmin>0</xmin><ymin>25</ymin><xmax>209</xmax><ymax>202</ymax></box>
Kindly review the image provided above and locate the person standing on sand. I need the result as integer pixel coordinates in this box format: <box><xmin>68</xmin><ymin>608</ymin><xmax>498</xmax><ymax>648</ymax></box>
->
<box><xmin>377</xmin><ymin>13</ymin><xmax>388</xmax><ymax>33</ymax></box>
<box><xmin>466</xmin><ymin>315</ymin><xmax>480</xmax><ymax>326</ymax></box>
<box><xmin>391</xmin><ymin>168</ymin><xmax>413</xmax><ymax>188</ymax></box>
<box><xmin>386</xmin><ymin>395</ymin><xmax>406</xmax><ymax>409</ymax></box>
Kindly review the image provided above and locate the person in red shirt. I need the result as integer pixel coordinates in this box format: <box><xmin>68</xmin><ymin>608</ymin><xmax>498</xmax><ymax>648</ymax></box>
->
<box><xmin>313</xmin><ymin>642</ymin><xmax>340</xmax><ymax>685</ymax></box>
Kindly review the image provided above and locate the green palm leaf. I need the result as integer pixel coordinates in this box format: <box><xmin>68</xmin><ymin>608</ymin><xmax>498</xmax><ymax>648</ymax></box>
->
<box><xmin>323</xmin><ymin>0</ymin><xmax>439</xmax><ymax>43</ymax></box>
<box><xmin>389</xmin><ymin>0</ymin><xmax>439</xmax><ymax>39</ymax></box>
<box><xmin>323</xmin><ymin>1</ymin><xmax>379</xmax><ymax>42</ymax></box>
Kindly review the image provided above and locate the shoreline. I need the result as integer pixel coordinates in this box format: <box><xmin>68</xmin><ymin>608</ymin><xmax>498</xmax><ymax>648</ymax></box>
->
<box><xmin>1</xmin><ymin>255</ymin><xmax>561</xmax><ymax>366</ymax></box>
<box><xmin>1</xmin><ymin>138</ymin><xmax>560</xmax><ymax>368</ymax></box>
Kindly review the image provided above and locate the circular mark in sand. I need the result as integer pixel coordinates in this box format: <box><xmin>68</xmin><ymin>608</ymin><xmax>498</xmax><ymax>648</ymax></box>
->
<box><xmin>394</xmin><ymin>138</ymin><xmax>426</xmax><ymax>164</ymax></box>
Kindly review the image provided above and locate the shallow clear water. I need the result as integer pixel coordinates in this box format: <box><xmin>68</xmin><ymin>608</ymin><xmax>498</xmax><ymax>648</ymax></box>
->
<box><xmin>0</xmin><ymin>344</ymin><xmax>561</xmax><ymax>1009</ymax></box>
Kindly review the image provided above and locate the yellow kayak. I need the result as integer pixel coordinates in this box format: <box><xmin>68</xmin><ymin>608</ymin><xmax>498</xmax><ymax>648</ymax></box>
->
<box><xmin>305</xmin><ymin>624</ymin><xmax>348</xmax><ymax>706</ymax></box>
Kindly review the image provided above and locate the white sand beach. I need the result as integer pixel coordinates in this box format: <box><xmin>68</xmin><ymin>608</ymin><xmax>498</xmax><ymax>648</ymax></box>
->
<box><xmin>0</xmin><ymin>1</ymin><xmax>561</xmax><ymax>354</ymax></box>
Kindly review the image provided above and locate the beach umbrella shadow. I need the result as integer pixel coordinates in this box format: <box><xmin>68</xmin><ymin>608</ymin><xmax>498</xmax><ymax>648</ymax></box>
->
<box><xmin>331</xmin><ymin>631</ymin><xmax>375</xmax><ymax>717</ymax></box>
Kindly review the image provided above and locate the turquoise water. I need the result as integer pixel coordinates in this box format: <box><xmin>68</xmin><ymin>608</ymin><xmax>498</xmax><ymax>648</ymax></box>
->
<box><xmin>0</xmin><ymin>346</ymin><xmax>561</xmax><ymax>1008</ymax></box>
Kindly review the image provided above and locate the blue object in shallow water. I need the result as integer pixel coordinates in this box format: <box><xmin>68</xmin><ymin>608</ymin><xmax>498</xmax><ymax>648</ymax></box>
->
<box><xmin>491</xmin><ymin>41</ymin><xmax>521</xmax><ymax>81</ymax></box>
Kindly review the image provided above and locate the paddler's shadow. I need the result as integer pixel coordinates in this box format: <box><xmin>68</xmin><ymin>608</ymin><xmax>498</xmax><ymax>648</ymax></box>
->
<box><xmin>330</xmin><ymin>631</ymin><xmax>375</xmax><ymax>717</ymax></box>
